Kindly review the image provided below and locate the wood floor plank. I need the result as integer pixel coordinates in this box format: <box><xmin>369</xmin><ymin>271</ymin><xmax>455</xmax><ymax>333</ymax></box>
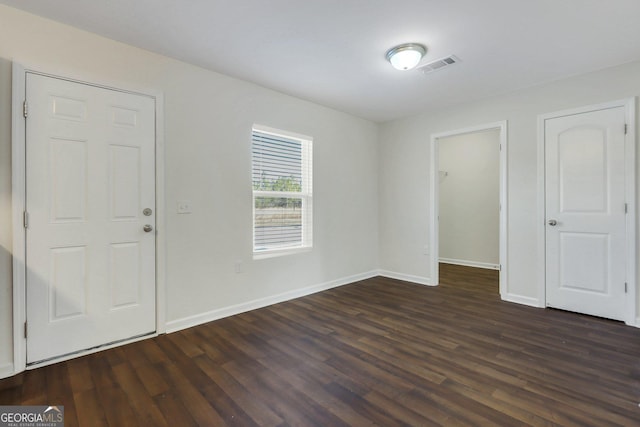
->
<box><xmin>158</xmin><ymin>361</ymin><xmax>228</xmax><ymax>426</ymax></box>
<box><xmin>153</xmin><ymin>389</ymin><xmax>199</xmax><ymax>427</ymax></box>
<box><xmin>93</xmin><ymin>383</ymin><xmax>137</xmax><ymax>427</ymax></box>
<box><xmin>134</xmin><ymin>363</ymin><xmax>170</xmax><ymax>398</ymax></box>
<box><xmin>392</xmin><ymin>388</ymin><xmax>470</xmax><ymax>426</ymax></box>
<box><xmin>252</xmin><ymin>345</ymin><xmax>376</xmax><ymax>426</ymax></box>
<box><xmin>0</xmin><ymin>385</ymin><xmax>21</xmax><ymax>406</ymax></box>
<box><xmin>66</xmin><ymin>358</ymin><xmax>95</xmax><ymax>395</ymax></box>
<box><xmin>200</xmin><ymin>383</ymin><xmax>260</xmax><ymax>427</ymax></box>
<box><xmin>363</xmin><ymin>389</ymin><xmax>441</xmax><ymax>427</ymax></box>
<box><xmin>2</xmin><ymin>263</ymin><xmax>639</xmax><ymax>426</ymax></box>
<box><xmin>73</xmin><ymin>388</ymin><xmax>109</xmax><ymax>427</ymax></box>
<box><xmin>194</xmin><ymin>354</ymin><xmax>284</xmax><ymax>427</ymax></box>
<box><xmin>111</xmin><ymin>362</ymin><xmax>168</xmax><ymax>426</ymax></box>
<box><xmin>19</xmin><ymin>369</ymin><xmax>47</xmax><ymax>404</ymax></box>
<box><xmin>45</xmin><ymin>362</ymin><xmax>79</xmax><ymax>427</ymax></box>
<box><xmin>120</xmin><ymin>342</ymin><xmax>153</xmax><ymax>370</ymax></box>
<box><xmin>222</xmin><ymin>359</ymin><xmax>329</xmax><ymax>426</ymax></box>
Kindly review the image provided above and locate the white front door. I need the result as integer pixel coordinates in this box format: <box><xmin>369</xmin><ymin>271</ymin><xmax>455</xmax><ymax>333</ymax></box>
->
<box><xmin>544</xmin><ymin>106</ymin><xmax>627</xmax><ymax>321</ymax></box>
<box><xmin>26</xmin><ymin>73</ymin><xmax>156</xmax><ymax>364</ymax></box>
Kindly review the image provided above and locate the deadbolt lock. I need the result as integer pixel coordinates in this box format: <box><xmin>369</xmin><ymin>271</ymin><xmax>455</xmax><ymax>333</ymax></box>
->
<box><xmin>143</xmin><ymin>208</ymin><xmax>153</xmax><ymax>216</ymax></box>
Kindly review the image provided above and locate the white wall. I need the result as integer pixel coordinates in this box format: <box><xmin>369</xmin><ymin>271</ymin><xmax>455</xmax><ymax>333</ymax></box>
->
<box><xmin>379</xmin><ymin>59</ymin><xmax>640</xmax><ymax>314</ymax></box>
<box><xmin>438</xmin><ymin>129</ymin><xmax>499</xmax><ymax>269</ymax></box>
<box><xmin>0</xmin><ymin>5</ymin><xmax>379</xmax><ymax>374</ymax></box>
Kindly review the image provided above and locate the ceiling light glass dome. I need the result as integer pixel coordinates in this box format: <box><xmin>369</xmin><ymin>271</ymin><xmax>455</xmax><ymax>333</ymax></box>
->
<box><xmin>386</xmin><ymin>43</ymin><xmax>427</xmax><ymax>71</ymax></box>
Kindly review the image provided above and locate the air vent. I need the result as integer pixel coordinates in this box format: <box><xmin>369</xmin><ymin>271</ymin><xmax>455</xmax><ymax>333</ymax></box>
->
<box><xmin>417</xmin><ymin>55</ymin><xmax>460</xmax><ymax>74</ymax></box>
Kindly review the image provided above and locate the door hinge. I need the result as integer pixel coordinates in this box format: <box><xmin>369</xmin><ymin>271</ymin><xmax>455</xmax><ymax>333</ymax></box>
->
<box><xmin>23</xmin><ymin>211</ymin><xmax>29</xmax><ymax>229</ymax></box>
<box><xmin>23</xmin><ymin>100</ymin><xmax>28</xmax><ymax>118</ymax></box>
<box><xmin>625</xmin><ymin>203</ymin><xmax>628</xmax><ymax>214</ymax></box>
<box><xmin>24</xmin><ymin>321</ymin><xmax>27</xmax><ymax>339</ymax></box>
<box><xmin>624</xmin><ymin>282</ymin><xmax>628</xmax><ymax>293</ymax></box>
<box><xmin>624</xmin><ymin>123</ymin><xmax>628</xmax><ymax>135</ymax></box>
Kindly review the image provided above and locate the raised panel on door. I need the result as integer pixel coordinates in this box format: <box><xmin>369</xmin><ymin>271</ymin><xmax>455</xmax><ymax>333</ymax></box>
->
<box><xmin>50</xmin><ymin>137</ymin><xmax>88</xmax><ymax>223</ymax></box>
<box><xmin>545</xmin><ymin>106</ymin><xmax>626</xmax><ymax>321</ymax></box>
<box><xmin>110</xmin><ymin>242</ymin><xmax>141</xmax><ymax>309</ymax></box>
<box><xmin>557</xmin><ymin>127</ymin><xmax>607</xmax><ymax>213</ymax></box>
<box><xmin>26</xmin><ymin>73</ymin><xmax>156</xmax><ymax>364</ymax></box>
<box><xmin>559</xmin><ymin>232</ymin><xmax>609</xmax><ymax>293</ymax></box>
<box><xmin>49</xmin><ymin>246</ymin><xmax>87</xmax><ymax>321</ymax></box>
<box><xmin>110</xmin><ymin>144</ymin><xmax>141</xmax><ymax>221</ymax></box>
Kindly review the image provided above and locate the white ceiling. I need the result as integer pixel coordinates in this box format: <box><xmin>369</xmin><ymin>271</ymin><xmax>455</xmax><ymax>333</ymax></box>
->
<box><xmin>3</xmin><ymin>0</ymin><xmax>640</xmax><ymax>122</ymax></box>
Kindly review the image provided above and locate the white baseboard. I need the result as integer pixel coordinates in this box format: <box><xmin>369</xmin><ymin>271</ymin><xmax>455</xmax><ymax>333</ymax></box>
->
<box><xmin>0</xmin><ymin>362</ymin><xmax>14</xmax><ymax>379</ymax></box>
<box><xmin>501</xmin><ymin>293</ymin><xmax>541</xmax><ymax>308</ymax></box>
<box><xmin>166</xmin><ymin>270</ymin><xmax>379</xmax><ymax>333</ymax></box>
<box><xmin>377</xmin><ymin>270</ymin><xmax>435</xmax><ymax>286</ymax></box>
<box><xmin>439</xmin><ymin>258</ymin><xmax>499</xmax><ymax>270</ymax></box>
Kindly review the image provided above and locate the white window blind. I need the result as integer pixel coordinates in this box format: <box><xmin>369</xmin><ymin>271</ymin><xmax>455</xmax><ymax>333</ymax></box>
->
<box><xmin>252</xmin><ymin>126</ymin><xmax>312</xmax><ymax>254</ymax></box>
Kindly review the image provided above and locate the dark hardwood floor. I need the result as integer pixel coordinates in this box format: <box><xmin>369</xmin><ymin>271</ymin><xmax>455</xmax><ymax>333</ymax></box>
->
<box><xmin>2</xmin><ymin>264</ymin><xmax>640</xmax><ymax>426</ymax></box>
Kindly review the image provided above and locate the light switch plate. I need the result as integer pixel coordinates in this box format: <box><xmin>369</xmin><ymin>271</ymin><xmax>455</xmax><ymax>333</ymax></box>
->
<box><xmin>177</xmin><ymin>200</ymin><xmax>192</xmax><ymax>214</ymax></box>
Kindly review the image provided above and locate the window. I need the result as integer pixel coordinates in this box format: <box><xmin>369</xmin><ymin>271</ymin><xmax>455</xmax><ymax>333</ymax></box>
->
<box><xmin>252</xmin><ymin>125</ymin><xmax>313</xmax><ymax>256</ymax></box>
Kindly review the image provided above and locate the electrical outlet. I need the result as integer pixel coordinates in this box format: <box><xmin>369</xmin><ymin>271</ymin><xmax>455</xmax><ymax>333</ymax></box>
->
<box><xmin>423</xmin><ymin>245</ymin><xmax>429</xmax><ymax>255</ymax></box>
<box><xmin>177</xmin><ymin>200</ymin><xmax>192</xmax><ymax>214</ymax></box>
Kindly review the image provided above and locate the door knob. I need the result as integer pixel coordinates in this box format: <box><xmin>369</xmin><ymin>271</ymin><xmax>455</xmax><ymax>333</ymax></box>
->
<box><xmin>547</xmin><ymin>219</ymin><xmax>558</xmax><ymax>226</ymax></box>
<box><xmin>143</xmin><ymin>224</ymin><xmax>153</xmax><ymax>232</ymax></box>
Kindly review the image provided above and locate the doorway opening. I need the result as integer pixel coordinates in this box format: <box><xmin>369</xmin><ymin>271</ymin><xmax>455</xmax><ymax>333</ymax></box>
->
<box><xmin>430</xmin><ymin>121</ymin><xmax>507</xmax><ymax>297</ymax></box>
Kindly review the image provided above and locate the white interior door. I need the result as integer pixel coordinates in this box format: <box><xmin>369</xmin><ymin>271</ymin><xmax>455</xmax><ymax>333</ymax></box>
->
<box><xmin>26</xmin><ymin>73</ymin><xmax>156</xmax><ymax>364</ymax></box>
<box><xmin>544</xmin><ymin>106</ymin><xmax>627</xmax><ymax>321</ymax></box>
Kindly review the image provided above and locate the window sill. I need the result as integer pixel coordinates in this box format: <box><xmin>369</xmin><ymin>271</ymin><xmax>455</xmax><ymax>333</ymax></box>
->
<box><xmin>253</xmin><ymin>246</ymin><xmax>312</xmax><ymax>260</ymax></box>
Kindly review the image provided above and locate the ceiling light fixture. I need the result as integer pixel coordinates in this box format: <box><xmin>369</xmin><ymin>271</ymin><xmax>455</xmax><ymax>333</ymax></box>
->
<box><xmin>386</xmin><ymin>43</ymin><xmax>427</xmax><ymax>71</ymax></box>
<box><xmin>387</xmin><ymin>43</ymin><xmax>427</xmax><ymax>71</ymax></box>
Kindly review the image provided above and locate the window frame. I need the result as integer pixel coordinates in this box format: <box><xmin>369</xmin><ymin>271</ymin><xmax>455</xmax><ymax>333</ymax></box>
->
<box><xmin>251</xmin><ymin>124</ymin><xmax>313</xmax><ymax>258</ymax></box>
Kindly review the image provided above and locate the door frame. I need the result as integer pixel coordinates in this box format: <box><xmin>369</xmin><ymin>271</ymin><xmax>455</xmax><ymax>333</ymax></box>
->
<box><xmin>537</xmin><ymin>98</ymin><xmax>636</xmax><ymax>326</ymax></box>
<box><xmin>11</xmin><ymin>63</ymin><xmax>167</xmax><ymax>374</ymax></box>
<box><xmin>429</xmin><ymin>121</ymin><xmax>508</xmax><ymax>297</ymax></box>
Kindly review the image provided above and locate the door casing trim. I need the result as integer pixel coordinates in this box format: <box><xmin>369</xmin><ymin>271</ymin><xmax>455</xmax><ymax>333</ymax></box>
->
<box><xmin>537</xmin><ymin>98</ymin><xmax>637</xmax><ymax>326</ymax></box>
<box><xmin>11</xmin><ymin>63</ymin><xmax>167</xmax><ymax>375</ymax></box>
